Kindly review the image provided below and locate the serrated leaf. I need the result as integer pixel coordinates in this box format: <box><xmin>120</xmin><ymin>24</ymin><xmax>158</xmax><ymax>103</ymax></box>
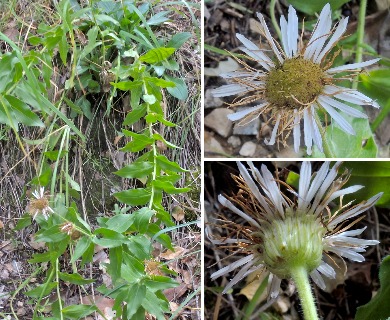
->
<box><xmin>114</xmin><ymin>189</ymin><xmax>152</xmax><ymax>206</ymax></box>
<box><xmin>356</xmin><ymin>255</ymin><xmax>390</xmax><ymax>320</ymax></box>
<box><xmin>164</xmin><ymin>75</ymin><xmax>188</xmax><ymax>100</ymax></box>
<box><xmin>115</xmin><ymin>162</ymin><xmax>154</xmax><ymax>179</ymax></box>
<box><xmin>58</xmin><ymin>272</ymin><xmax>95</xmax><ymax>285</ymax></box>
<box><xmin>139</xmin><ymin>47</ymin><xmax>175</xmax><ymax>64</ymax></box>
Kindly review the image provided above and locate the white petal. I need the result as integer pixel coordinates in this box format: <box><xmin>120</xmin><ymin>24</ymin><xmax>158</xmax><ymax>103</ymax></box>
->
<box><xmin>287</xmin><ymin>5</ymin><xmax>298</xmax><ymax>56</ymax></box>
<box><xmin>293</xmin><ymin>109</ymin><xmax>301</xmax><ymax>153</ymax></box>
<box><xmin>237</xmin><ymin>162</ymin><xmax>272</xmax><ymax>215</ymax></box>
<box><xmin>315</xmin><ymin>17</ymin><xmax>348</xmax><ymax>63</ymax></box>
<box><xmin>320</xmin><ymin>99</ymin><xmax>356</xmax><ymax>135</ymax></box>
<box><xmin>227</xmin><ymin>103</ymin><xmax>268</xmax><ymax>121</ymax></box>
<box><xmin>222</xmin><ymin>261</ymin><xmax>264</xmax><ymax>294</ymax></box>
<box><xmin>297</xmin><ymin>161</ymin><xmax>312</xmax><ymax>210</ymax></box>
<box><xmin>305</xmin><ymin>161</ymin><xmax>330</xmax><ymax>206</ymax></box>
<box><xmin>264</xmin><ymin>114</ymin><xmax>281</xmax><ymax>145</ymax></box>
<box><xmin>328</xmin><ymin>192</ymin><xmax>383</xmax><ymax>228</ymax></box>
<box><xmin>327</xmin><ymin>58</ymin><xmax>380</xmax><ymax>73</ymax></box>
<box><xmin>211</xmin><ymin>254</ymin><xmax>254</xmax><ymax>280</ymax></box>
<box><xmin>260</xmin><ymin>164</ymin><xmax>285</xmax><ymax>216</ymax></box>
<box><xmin>303</xmin><ymin>109</ymin><xmax>313</xmax><ymax>155</ymax></box>
<box><xmin>280</xmin><ymin>15</ymin><xmax>290</xmax><ymax>57</ymax></box>
<box><xmin>310</xmin><ymin>269</ymin><xmax>326</xmax><ymax>290</ymax></box>
<box><xmin>318</xmin><ymin>95</ymin><xmax>368</xmax><ymax>119</ymax></box>
<box><xmin>269</xmin><ymin>274</ymin><xmax>282</xmax><ymax>299</ymax></box>
<box><xmin>212</xmin><ymin>83</ymin><xmax>253</xmax><ymax>97</ymax></box>
<box><xmin>236</xmin><ymin>33</ymin><xmax>274</xmax><ymax>70</ymax></box>
<box><xmin>218</xmin><ymin>195</ymin><xmax>261</xmax><ymax>228</ymax></box>
<box><xmin>326</xmin><ymin>246</ymin><xmax>366</xmax><ymax>262</ymax></box>
<box><xmin>310</xmin><ymin>105</ymin><xmax>324</xmax><ymax>152</ymax></box>
<box><xmin>305</xmin><ymin>3</ymin><xmax>332</xmax><ymax>60</ymax></box>
<box><xmin>317</xmin><ymin>261</ymin><xmax>336</xmax><ymax>279</ymax></box>
<box><xmin>220</xmin><ymin>71</ymin><xmax>264</xmax><ymax>79</ymax></box>
<box><xmin>256</xmin><ymin>12</ymin><xmax>284</xmax><ymax>63</ymax></box>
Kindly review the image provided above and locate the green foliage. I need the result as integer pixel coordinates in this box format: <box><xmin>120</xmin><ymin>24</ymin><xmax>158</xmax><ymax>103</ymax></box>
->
<box><xmin>7</xmin><ymin>0</ymin><xmax>195</xmax><ymax>318</ymax></box>
<box><xmin>356</xmin><ymin>255</ymin><xmax>390</xmax><ymax>320</ymax></box>
<box><xmin>286</xmin><ymin>0</ymin><xmax>350</xmax><ymax>15</ymax></box>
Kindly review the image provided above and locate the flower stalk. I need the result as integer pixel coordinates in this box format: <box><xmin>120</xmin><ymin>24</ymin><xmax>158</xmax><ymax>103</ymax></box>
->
<box><xmin>290</xmin><ymin>265</ymin><xmax>319</xmax><ymax>320</ymax></box>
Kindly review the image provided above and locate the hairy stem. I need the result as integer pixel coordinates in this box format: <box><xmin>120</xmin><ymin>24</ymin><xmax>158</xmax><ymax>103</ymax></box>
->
<box><xmin>290</xmin><ymin>266</ymin><xmax>319</xmax><ymax>320</ymax></box>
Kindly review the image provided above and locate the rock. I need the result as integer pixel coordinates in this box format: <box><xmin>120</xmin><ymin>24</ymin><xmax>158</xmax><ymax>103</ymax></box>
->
<box><xmin>204</xmin><ymin>88</ymin><xmax>225</xmax><ymax>109</ymax></box>
<box><xmin>205</xmin><ymin>131</ymin><xmax>227</xmax><ymax>155</ymax></box>
<box><xmin>204</xmin><ymin>108</ymin><xmax>234</xmax><ymax>137</ymax></box>
<box><xmin>227</xmin><ymin>136</ymin><xmax>241</xmax><ymax>148</ymax></box>
<box><xmin>239</xmin><ymin>141</ymin><xmax>257</xmax><ymax>157</ymax></box>
<box><xmin>232</xmin><ymin>107</ymin><xmax>261</xmax><ymax>135</ymax></box>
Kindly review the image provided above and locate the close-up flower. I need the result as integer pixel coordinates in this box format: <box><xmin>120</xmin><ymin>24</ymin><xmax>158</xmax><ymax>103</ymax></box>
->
<box><xmin>211</xmin><ymin>4</ymin><xmax>380</xmax><ymax>155</ymax></box>
<box><xmin>27</xmin><ymin>187</ymin><xmax>54</xmax><ymax>220</ymax></box>
<box><xmin>207</xmin><ymin>161</ymin><xmax>382</xmax><ymax>319</ymax></box>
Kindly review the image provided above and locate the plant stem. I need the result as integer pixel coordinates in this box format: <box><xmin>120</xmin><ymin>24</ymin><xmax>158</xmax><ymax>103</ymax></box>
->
<box><xmin>243</xmin><ymin>275</ymin><xmax>269</xmax><ymax>320</ymax></box>
<box><xmin>353</xmin><ymin>0</ymin><xmax>367</xmax><ymax>89</ymax></box>
<box><xmin>270</xmin><ymin>0</ymin><xmax>282</xmax><ymax>41</ymax></box>
<box><xmin>314</xmin><ymin>112</ymin><xmax>335</xmax><ymax>157</ymax></box>
<box><xmin>290</xmin><ymin>266</ymin><xmax>319</xmax><ymax>320</ymax></box>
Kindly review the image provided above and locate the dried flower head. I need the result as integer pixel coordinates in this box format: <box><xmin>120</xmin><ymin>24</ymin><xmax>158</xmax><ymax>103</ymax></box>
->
<box><xmin>60</xmin><ymin>222</ymin><xmax>81</xmax><ymax>240</ymax></box>
<box><xmin>210</xmin><ymin>162</ymin><xmax>381</xmax><ymax>298</ymax></box>
<box><xmin>28</xmin><ymin>187</ymin><xmax>54</xmax><ymax>220</ymax></box>
<box><xmin>212</xmin><ymin>4</ymin><xmax>380</xmax><ymax>155</ymax></box>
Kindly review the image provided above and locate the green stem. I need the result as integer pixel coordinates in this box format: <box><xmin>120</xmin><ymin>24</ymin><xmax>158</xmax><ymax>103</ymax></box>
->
<box><xmin>314</xmin><ymin>112</ymin><xmax>335</xmax><ymax>158</ymax></box>
<box><xmin>270</xmin><ymin>0</ymin><xmax>282</xmax><ymax>41</ymax></box>
<box><xmin>352</xmin><ymin>0</ymin><xmax>367</xmax><ymax>89</ymax></box>
<box><xmin>290</xmin><ymin>266</ymin><xmax>319</xmax><ymax>320</ymax></box>
<box><xmin>243</xmin><ymin>275</ymin><xmax>269</xmax><ymax>320</ymax></box>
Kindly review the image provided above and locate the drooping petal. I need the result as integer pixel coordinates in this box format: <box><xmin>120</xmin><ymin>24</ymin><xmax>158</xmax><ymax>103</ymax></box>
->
<box><xmin>319</xmin><ymin>98</ymin><xmax>356</xmax><ymax>135</ymax></box>
<box><xmin>293</xmin><ymin>109</ymin><xmax>301</xmax><ymax>153</ymax></box>
<box><xmin>264</xmin><ymin>114</ymin><xmax>281</xmax><ymax>145</ymax></box>
<box><xmin>212</xmin><ymin>83</ymin><xmax>254</xmax><ymax>97</ymax></box>
<box><xmin>327</xmin><ymin>58</ymin><xmax>380</xmax><ymax>73</ymax></box>
<box><xmin>227</xmin><ymin>103</ymin><xmax>268</xmax><ymax>121</ymax></box>
<box><xmin>318</xmin><ymin>95</ymin><xmax>368</xmax><ymax>119</ymax></box>
<box><xmin>210</xmin><ymin>254</ymin><xmax>255</xmax><ymax>280</ymax></box>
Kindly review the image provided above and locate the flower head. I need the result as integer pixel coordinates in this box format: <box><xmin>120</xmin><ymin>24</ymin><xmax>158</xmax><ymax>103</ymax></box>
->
<box><xmin>209</xmin><ymin>162</ymin><xmax>381</xmax><ymax>298</ymax></box>
<box><xmin>212</xmin><ymin>4</ymin><xmax>380</xmax><ymax>155</ymax></box>
<box><xmin>28</xmin><ymin>187</ymin><xmax>54</xmax><ymax>220</ymax></box>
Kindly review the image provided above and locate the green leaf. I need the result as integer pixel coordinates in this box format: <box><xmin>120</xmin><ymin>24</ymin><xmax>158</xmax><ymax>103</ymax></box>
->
<box><xmin>356</xmin><ymin>255</ymin><xmax>390</xmax><ymax>320</ymax></box>
<box><xmin>62</xmin><ymin>304</ymin><xmax>98</xmax><ymax>319</ymax></box>
<box><xmin>44</xmin><ymin>150</ymin><xmax>67</xmax><ymax>161</ymax></box>
<box><xmin>2</xmin><ymin>95</ymin><xmax>44</xmax><ymax>127</ymax></box>
<box><xmin>145</xmin><ymin>113</ymin><xmax>176</xmax><ymax>127</ymax></box>
<box><xmin>71</xmin><ymin>236</ymin><xmax>92</xmax><ymax>263</ymax></box>
<box><xmin>144</xmin><ymin>276</ymin><xmax>178</xmax><ymax>292</ymax></box>
<box><xmin>153</xmin><ymin>133</ymin><xmax>181</xmax><ymax>149</ymax></box>
<box><xmin>342</xmin><ymin>162</ymin><xmax>390</xmax><ymax>208</ymax></box>
<box><xmin>167</xmin><ymin>32</ymin><xmax>191</xmax><ymax>49</ymax></box>
<box><xmin>58</xmin><ymin>272</ymin><xmax>95</xmax><ymax>285</ymax></box>
<box><xmin>139</xmin><ymin>47</ymin><xmax>175</xmax><ymax>64</ymax></box>
<box><xmin>145</xmin><ymin>77</ymin><xmax>175</xmax><ymax>88</ymax></box>
<box><xmin>122</xmin><ymin>252</ymin><xmax>146</xmax><ymax>282</ymax></box>
<box><xmin>313</xmin><ymin>117</ymin><xmax>377</xmax><ymax>158</ymax></box>
<box><xmin>105</xmin><ymin>214</ymin><xmax>135</xmax><ymax>234</ymax></box>
<box><xmin>114</xmin><ymin>162</ymin><xmax>154</xmax><ymax>179</ymax></box>
<box><xmin>113</xmin><ymin>80</ymin><xmax>143</xmax><ymax>91</ymax></box>
<box><xmin>146</xmin><ymin>11</ymin><xmax>171</xmax><ymax>26</ymax></box>
<box><xmin>121</xmin><ymin>131</ymin><xmax>154</xmax><ymax>152</ymax></box>
<box><xmin>108</xmin><ymin>246</ymin><xmax>122</xmax><ymax>284</ymax></box>
<box><xmin>125</xmin><ymin>284</ymin><xmax>146</xmax><ymax>318</ymax></box>
<box><xmin>143</xmin><ymin>94</ymin><xmax>156</xmax><ymax>104</ymax></box>
<box><xmin>28</xmin><ymin>251</ymin><xmax>57</xmax><ymax>263</ymax></box>
<box><xmin>286</xmin><ymin>0</ymin><xmax>350</xmax><ymax>15</ymax></box>
<box><xmin>156</xmin><ymin>155</ymin><xmax>187</xmax><ymax>172</ymax></box>
<box><xmin>126</xmin><ymin>235</ymin><xmax>151</xmax><ymax>260</ymax></box>
<box><xmin>133</xmin><ymin>207</ymin><xmax>155</xmax><ymax>233</ymax></box>
<box><xmin>92</xmin><ymin>228</ymin><xmax>128</xmax><ymax>248</ymax></box>
<box><xmin>164</xmin><ymin>75</ymin><xmax>188</xmax><ymax>100</ymax></box>
<box><xmin>25</xmin><ymin>282</ymin><xmax>58</xmax><ymax>298</ymax></box>
<box><xmin>35</xmin><ymin>225</ymin><xmax>69</xmax><ymax>243</ymax></box>
<box><xmin>114</xmin><ymin>189</ymin><xmax>152</xmax><ymax>206</ymax></box>
<box><xmin>30</xmin><ymin>166</ymin><xmax>52</xmax><ymax>186</ymax></box>
<box><xmin>152</xmin><ymin>179</ymin><xmax>190</xmax><ymax>194</ymax></box>
<box><xmin>142</xmin><ymin>290</ymin><xmax>169</xmax><ymax>320</ymax></box>
<box><xmin>14</xmin><ymin>213</ymin><xmax>32</xmax><ymax>230</ymax></box>
<box><xmin>123</xmin><ymin>104</ymin><xmax>147</xmax><ymax>126</ymax></box>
